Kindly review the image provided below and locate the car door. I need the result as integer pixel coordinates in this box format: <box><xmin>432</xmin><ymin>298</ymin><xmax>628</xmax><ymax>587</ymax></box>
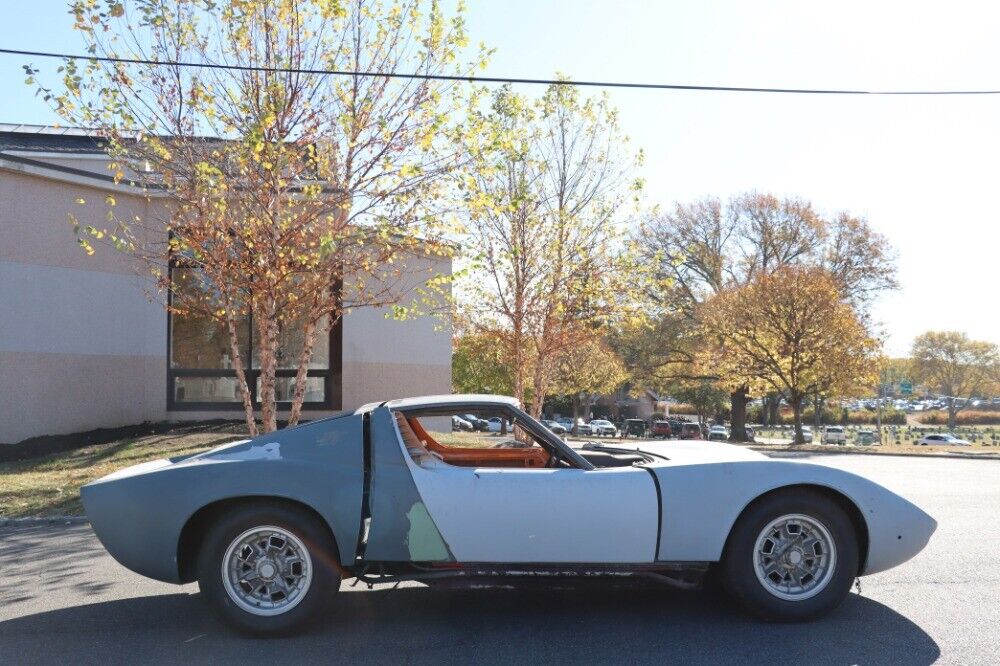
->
<box><xmin>410</xmin><ymin>462</ymin><xmax>659</xmax><ymax>564</ymax></box>
<box><xmin>366</xmin><ymin>406</ymin><xmax>660</xmax><ymax>564</ymax></box>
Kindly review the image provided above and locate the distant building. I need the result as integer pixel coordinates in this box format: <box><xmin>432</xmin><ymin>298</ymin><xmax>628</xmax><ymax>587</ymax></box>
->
<box><xmin>0</xmin><ymin>124</ymin><xmax>451</xmax><ymax>444</ymax></box>
<box><xmin>588</xmin><ymin>387</ymin><xmax>664</xmax><ymax>421</ymax></box>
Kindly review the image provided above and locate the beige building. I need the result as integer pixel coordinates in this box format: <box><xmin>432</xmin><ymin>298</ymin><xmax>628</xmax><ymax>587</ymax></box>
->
<box><xmin>0</xmin><ymin>124</ymin><xmax>451</xmax><ymax>445</ymax></box>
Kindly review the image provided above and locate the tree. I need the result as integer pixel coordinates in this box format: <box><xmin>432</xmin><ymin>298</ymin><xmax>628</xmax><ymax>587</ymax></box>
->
<box><xmin>637</xmin><ymin>193</ymin><xmax>896</xmax><ymax>441</ymax></box>
<box><xmin>911</xmin><ymin>331</ymin><xmax>1000</xmax><ymax>429</ymax></box>
<box><xmin>459</xmin><ymin>83</ymin><xmax>643</xmax><ymax>417</ymax></box>
<box><xmin>451</xmin><ymin>329</ymin><xmax>516</xmax><ymax>396</ymax></box>
<box><xmin>700</xmin><ymin>266</ymin><xmax>881</xmax><ymax>444</ymax></box>
<box><xmin>669</xmin><ymin>379</ymin><xmax>730</xmax><ymax>425</ymax></box>
<box><xmin>820</xmin><ymin>212</ymin><xmax>899</xmax><ymax>308</ymax></box>
<box><xmin>32</xmin><ymin>0</ymin><xmax>486</xmax><ymax>433</ymax></box>
<box><xmin>548</xmin><ymin>338</ymin><xmax>628</xmax><ymax>428</ymax></box>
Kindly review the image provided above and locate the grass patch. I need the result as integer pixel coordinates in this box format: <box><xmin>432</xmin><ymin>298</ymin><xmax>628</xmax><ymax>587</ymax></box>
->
<box><xmin>0</xmin><ymin>431</ymin><xmax>245</xmax><ymax>518</ymax></box>
<box><xmin>748</xmin><ymin>441</ymin><xmax>1000</xmax><ymax>458</ymax></box>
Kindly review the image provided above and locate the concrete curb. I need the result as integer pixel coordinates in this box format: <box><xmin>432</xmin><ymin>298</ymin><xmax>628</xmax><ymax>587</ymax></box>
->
<box><xmin>0</xmin><ymin>516</ymin><xmax>89</xmax><ymax>527</ymax></box>
<box><xmin>750</xmin><ymin>446</ymin><xmax>1000</xmax><ymax>462</ymax></box>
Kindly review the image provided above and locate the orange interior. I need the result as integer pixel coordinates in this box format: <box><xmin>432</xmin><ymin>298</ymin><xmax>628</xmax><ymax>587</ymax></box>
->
<box><xmin>397</xmin><ymin>412</ymin><xmax>550</xmax><ymax>468</ymax></box>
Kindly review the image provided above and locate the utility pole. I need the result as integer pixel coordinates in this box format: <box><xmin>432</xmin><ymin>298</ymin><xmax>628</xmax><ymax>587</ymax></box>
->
<box><xmin>875</xmin><ymin>382</ymin><xmax>883</xmax><ymax>444</ymax></box>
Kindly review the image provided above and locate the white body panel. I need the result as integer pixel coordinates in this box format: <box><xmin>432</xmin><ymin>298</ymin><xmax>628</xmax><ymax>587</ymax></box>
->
<box><xmin>404</xmin><ymin>455</ymin><xmax>659</xmax><ymax>563</ymax></box>
<box><xmin>626</xmin><ymin>440</ymin><xmax>936</xmax><ymax>574</ymax></box>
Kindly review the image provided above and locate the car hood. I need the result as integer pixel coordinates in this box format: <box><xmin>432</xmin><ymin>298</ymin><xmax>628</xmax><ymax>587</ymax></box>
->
<box><xmin>580</xmin><ymin>439</ymin><xmax>766</xmax><ymax>465</ymax></box>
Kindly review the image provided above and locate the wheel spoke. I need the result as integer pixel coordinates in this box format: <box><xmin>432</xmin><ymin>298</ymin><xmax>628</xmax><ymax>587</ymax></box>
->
<box><xmin>761</xmin><ymin>558</ymin><xmax>782</xmax><ymax>577</ymax></box>
<box><xmin>239</xmin><ymin>571</ymin><xmax>262</xmax><ymax>585</ymax></box>
<box><xmin>272</xmin><ymin>575</ymin><xmax>291</xmax><ymax>595</ymax></box>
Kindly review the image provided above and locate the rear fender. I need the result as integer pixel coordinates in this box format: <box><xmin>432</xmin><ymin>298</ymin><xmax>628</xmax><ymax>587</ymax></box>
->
<box><xmin>82</xmin><ymin>414</ymin><xmax>364</xmax><ymax>583</ymax></box>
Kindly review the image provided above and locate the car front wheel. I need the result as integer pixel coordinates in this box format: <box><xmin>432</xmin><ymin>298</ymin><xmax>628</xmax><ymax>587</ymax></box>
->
<box><xmin>197</xmin><ymin>502</ymin><xmax>341</xmax><ymax>635</ymax></box>
<box><xmin>719</xmin><ymin>489</ymin><xmax>858</xmax><ymax>622</ymax></box>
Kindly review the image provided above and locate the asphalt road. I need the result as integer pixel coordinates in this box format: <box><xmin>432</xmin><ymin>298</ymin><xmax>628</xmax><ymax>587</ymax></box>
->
<box><xmin>1</xmin><ymin>454</ymin><xmax>998</xmax><ymax>665</ymax></box>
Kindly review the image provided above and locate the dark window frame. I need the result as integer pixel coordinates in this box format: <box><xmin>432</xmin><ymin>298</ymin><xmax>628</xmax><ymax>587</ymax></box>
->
<box><xmin>166</xmin><ymin>263</ymin><xmax>342</xmax><ymax>412</ymax></box>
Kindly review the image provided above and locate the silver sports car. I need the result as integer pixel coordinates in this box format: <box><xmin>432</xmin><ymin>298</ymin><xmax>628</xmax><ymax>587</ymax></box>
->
<box><xmin>82</xmin><ymin>394</ymin><xmax>936</xmax><ymax>635</ymax></box>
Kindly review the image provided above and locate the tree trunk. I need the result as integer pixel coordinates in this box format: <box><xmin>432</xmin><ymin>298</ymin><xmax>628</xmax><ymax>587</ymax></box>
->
<box><xmin>571</xmin><ymin>395</ymin><xmax>581</xmax><ymax>435</ymax></box>
<box><xmin>511</xmin><ymin>300</ymin><xmax>526</xmax><ymax>408</ymax></box>
<box><xmin>768</xmin><ymin>393</ymin><xmax>780</xmax><ymax>425</ymax></box>
<box><xmin>528</xmin><ymin>352</ymin><xmax>547</xmax><ymax>419</ymax></box>
<box><xmin>813</xmin><ymin>391</ymin><xmax>822</xmax><ymax>429</ymax></box>
<box><xmin>947</xmin><ymin>398</ymin><xmax>957</xmax><ymax>430</ymax></box>
<box><xmin>729</xmin><ymin>386</ymin><xmax>748</xmax><ymax>443</ymax></box>
<box><xmin>287</xmin><ymin>316</ymin><xmax>319</xmax><ymax>427</ymax></box>
<box><xmin>224</xmin><ymin>307</ymin><xmax>257</xmax><ymax>437</ymax></box>
<box><xmin>257</xmin><ymin>309</ymin><xmax>279</xmax><ymax>433</ymax></box>
<box><xmin>791</xmin><ymin>395</ymin><xmax>804</xmax><ymax>445</ymax></box>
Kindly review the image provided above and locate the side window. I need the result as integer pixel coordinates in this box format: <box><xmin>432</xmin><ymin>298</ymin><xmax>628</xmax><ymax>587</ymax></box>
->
<box><xmin>394</xmin><ymin>408</ymin><xmax>549</xmax><ymax>469</ymax></box>
<box><xmin>425</xmin><ymin>410</ymin><xmax>541</xmax><ymax>450</ymax></box>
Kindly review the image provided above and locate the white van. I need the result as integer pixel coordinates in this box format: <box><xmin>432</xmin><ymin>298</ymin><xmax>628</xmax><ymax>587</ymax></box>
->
<box><xmin>823</xmin><ymin>425</ymin><xmax>847</xmax><ymax>444</ymax></box>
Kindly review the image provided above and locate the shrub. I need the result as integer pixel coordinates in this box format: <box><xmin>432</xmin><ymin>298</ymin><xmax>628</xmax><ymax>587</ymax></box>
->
<box><xmin>747</xmin><ymin>406</ymin><xmax>905</xmax><ymax>426</ymax></box>
<box><xmin>665</xmin><ymin>404</ymin><xmax>697</xmax><ymax>416</ymax></box>
<box><xmin>916</xmin><ymin>411</ymin><xmax>1000</xmax><ymax>426</ymax></box>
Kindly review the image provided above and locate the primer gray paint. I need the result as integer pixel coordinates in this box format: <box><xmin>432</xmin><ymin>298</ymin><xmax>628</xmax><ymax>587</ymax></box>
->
<box><xmin>361</xmin><ymin>406</ymin><xmax>453</xmax><ymax>562</ymax></box>
<box><xmin>81</xmin><ymin>413</ymin><xmax>365</xmax><ymax>582</ymax></box>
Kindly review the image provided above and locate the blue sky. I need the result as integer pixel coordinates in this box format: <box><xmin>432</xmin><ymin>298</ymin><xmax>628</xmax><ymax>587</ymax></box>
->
<box><xmin>3</xmin><ymin>1</ymin><xmax>999</xmax><ymax>355</ymax></box>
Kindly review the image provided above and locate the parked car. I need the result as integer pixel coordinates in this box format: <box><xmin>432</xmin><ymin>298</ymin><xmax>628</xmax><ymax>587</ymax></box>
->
<box><xmin>651</xmin><ymin>420</ymin><xmax>672</xmax><ymax>438</ymax></box>
<box><xmin>668</xmin><ymin>420</ymin><xmax>686</xmax><ymax>438</ymax></box>
<box><xmin>708</xmin><ymin>425</ymin><xmax>729</xmax><ymax>442</ymax></box>
<box><xmin>822</xmin><ymin>426</ymin><xmax>847</xmax><ymax>445</ymax></box>
<box><xmin>589</xmin><ymin>419</ymin><xmax>618</xmax><ymax>437</ymax></box>
<box><xmin>555</xmin><ymin>417</ymin><xmax>591</xmax><ymax>435</ymax></box>
<box><xmin>799</xmin><ymin>426</ymin><xmax>814</xmax><ymax>443</ymax></box>
<box><xmin>487</xmin><ymin>417</ymin><xmax>512</xmax><ymax>433</ymax></box>
<box><xmin>82</xmin><ymin>393</ymin><xmax>936</xmax><ymax>634</ymax></box>
<box><xmin>623</xmin><ymin>419</ymin><xmax>648</xmax><ymax>438</ymax></box>
<box><xmin>856</xmin><ymin>430</ymin><xmax>877</xmax><ymax>445</ymax></box>
<box><xmin>452</xmin><ymin>415</ymin><xmax>474</xmax><ymax>432</ymax></box>
<box><xmin>459</xmin><ymin>414</ymin><xmax>490</xmax><ymax>432</ymax></box>
<box><xmin>541</xmin><ymin>419</ymin><xmax>567</xmax><ymax>435</ymax></box>
<box><xmin>917</xmin><ymin>433</ymin><xmax>971</xmax><ymax>446</ymax></box>
<box><xmin>677</xmin><ymin>422</ymin><xmax>702</xmax><ymax>439</ymax></box>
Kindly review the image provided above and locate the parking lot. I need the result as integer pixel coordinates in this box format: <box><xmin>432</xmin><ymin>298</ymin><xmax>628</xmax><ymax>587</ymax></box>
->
<box><xmin>1</xmin><ymin>453</ymin><xmax>998</xmax><ymax>665</ymax></box>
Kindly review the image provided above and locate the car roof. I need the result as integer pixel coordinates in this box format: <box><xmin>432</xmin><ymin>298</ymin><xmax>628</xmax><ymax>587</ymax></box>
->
<box><xmin>377</xmin><ymin>394</ymin><xmax>521</xmax><ymax>411</ymax></box>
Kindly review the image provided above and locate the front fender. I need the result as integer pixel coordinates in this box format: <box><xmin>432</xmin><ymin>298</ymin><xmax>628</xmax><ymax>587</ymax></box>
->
<box><xmin>650</xmin><ymin>460</ymin><xmax>936</xmax><ymax>575</ymax></box>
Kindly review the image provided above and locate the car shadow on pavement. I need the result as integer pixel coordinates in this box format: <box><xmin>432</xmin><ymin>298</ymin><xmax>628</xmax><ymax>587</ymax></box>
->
<box><xmin>0</xmin><ymin>580</ymin><xmax>939</xmax><ymax>665</ymax></box>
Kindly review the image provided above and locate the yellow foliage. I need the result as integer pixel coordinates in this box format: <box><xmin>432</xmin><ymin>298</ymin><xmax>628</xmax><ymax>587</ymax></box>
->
<box><xmin>700</xmin><ymin>265</ymin><xmax>880</xmax><ymax>402</ymax></box>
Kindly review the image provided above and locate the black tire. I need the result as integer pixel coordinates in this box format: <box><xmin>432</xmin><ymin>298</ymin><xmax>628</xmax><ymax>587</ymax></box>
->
<box><xmin>719</xmin><ymin>488</ymin><xmax>858</xmax><ymax>622</ymax></box>
<box><xmin>196</xmin><ymin>501</ymin><xmax>341</xmax><ymax>635</ymax></box>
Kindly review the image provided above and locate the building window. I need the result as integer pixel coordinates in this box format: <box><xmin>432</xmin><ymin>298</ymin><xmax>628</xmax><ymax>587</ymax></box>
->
<box><xmin>167</xmin><ymin>266</ymin><xmax>342</xmax><ymax>411</ymax></box>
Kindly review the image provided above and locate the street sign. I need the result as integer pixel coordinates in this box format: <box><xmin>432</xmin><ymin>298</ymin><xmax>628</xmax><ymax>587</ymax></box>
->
<box><xmin>900</xmin><ymin>380</ymin><xmax>913</xmax><ymax>396</ymax></box>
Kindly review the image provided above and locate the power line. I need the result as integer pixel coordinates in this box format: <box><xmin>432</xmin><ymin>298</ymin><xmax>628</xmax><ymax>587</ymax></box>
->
<box><xmin>4</xmin><ymin>47</ymin><xmax>1000</xmax><ymax>96</ymax></box>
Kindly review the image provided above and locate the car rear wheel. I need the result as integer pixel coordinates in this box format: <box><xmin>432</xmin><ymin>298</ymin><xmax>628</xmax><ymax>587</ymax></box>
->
<box><xmin>197</xmin><ymin>502</ymin><xmax>341</xmax><ymax>635</ymax></box>
<box><xmin>720</xmin><ymin>489</ymin><xmax>858</xmax><ymax>622</ymax></box>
